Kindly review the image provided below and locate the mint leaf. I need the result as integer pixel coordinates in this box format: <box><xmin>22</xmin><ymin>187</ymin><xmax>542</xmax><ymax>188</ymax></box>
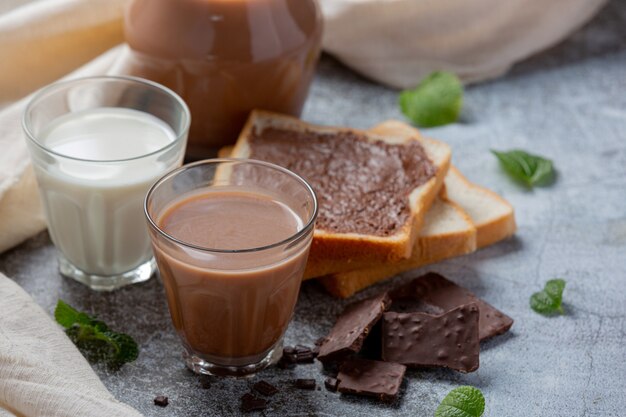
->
<box><xmin>435</xmin><ymin>386</ymin><xmax>485</xmax><ymax>417</ymax></box>
<box><xmin>399</xmin><ymin>71</ymin><xmax>463</xmax><ymax>127</ymax></box>
<box><xmin>55</xmin><ymin>300</ymin><xmax>94</xmax><ymax>328</ymax></box>
<box><xmin>55</xmin><ymin>300</ymin><xmax>138</xmax><ymax>368</ymax></box>
<box><xmin>530</xmin><ymin>279</ymin><xmax>566</xmax><ymax>315</ymax></box>
<box><xmin>492</xmin><ymin>149</ymin><xmax>554</xmax><ymax>187</ymax></box>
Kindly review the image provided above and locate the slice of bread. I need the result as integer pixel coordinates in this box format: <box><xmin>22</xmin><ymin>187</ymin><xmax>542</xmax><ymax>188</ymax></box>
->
<box><xmin>318</xmin><ymin>123</ymin><xmax>516</xmax><ymax>298</ymax></box>
<box><xmin>444</xmin><ymin>166</ymin><xmax>516</xmax><ymax>248</ymax></box>
<box><xmin>229</xmin><ymin>110</ymin><xmax>451</xmax><ymax>264</ymax></box>
<box><xmin>318</xmin><ymin>187</ymin><xmax>477</xmax><ymax>298</ymax></box>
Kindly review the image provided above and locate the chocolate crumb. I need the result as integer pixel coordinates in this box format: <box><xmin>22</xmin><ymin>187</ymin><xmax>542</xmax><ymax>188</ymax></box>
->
<box><xmin>295</xmin><ymin>344</ymin><xmax>310</xmax><ymax>353</ymax></box>
<box><xmin>324</xmin><ymin>377</ymin><xmax>339</xmax><ymax>392</ymax></box>
<box><xmin>240</xmin><ymin>393</ymin><xmax>268</xmax><ymax>412</ymax></box>
<box><xmin>295</xmin><ymin>350</ymin><xmax>316</xmax><ymax>363</ymax></box>
<box><xmin>277</xmin><ymin>357</ymin><xmax>295</xmax><ymax>369</ymax></box>
<box><xmin>199</xmin><ymin>377</ymin><xmax>211</xmax><ymax>390</ymax></box>
<box><xmin>153</xmin><ymin>396</ymin><xmax>169</xmax><ymax>407</ymax></box>
<box><xmin>294</xmin><ymin>378</ymin><xmax>316</xmax><ymax>390</ymax></box>
<box><xmin>253</xmin><ymin>380</ymin><xmax>279</xmax><ymax>396</ymax></box>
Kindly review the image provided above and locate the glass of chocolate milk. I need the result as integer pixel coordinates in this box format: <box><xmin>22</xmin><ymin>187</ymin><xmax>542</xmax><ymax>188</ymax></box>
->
<box><xmin>145</xmin><ymin>159</ymin><xmax>317</xmax><ymax>376</ymax></box>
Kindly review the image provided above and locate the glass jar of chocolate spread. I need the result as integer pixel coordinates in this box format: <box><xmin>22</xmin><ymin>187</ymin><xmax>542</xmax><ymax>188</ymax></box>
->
<box><xmin>124</xmin><ymin>0</ymin><xmax>322</xmax><ymax>159</ymax></box>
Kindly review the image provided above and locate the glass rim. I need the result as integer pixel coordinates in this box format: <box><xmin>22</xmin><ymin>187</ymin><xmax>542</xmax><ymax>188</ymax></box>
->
<box><xmin>22</xmin><ymin>75</ymin><xmax>191</xmax><ymax>163</ymax></box>
<box><xmin>144</xmin><ymin>158</ymin><xmax>319</xmax><ymax>254</ymax></box>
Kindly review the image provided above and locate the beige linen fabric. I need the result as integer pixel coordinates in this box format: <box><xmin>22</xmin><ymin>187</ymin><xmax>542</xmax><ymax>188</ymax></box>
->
<box><xmin>319</xmin><ymin>0</ymin><xmax>608</xmax><ymax>88</ymax></box>
<box><xmin>0</xmin><ymin>273</ymin><xmax>143</xmax><ymax>417</ymax></box>
<box><xmin>0</xmin><ymin>0</ymin><xmax>126</xmax><ymax>253</ymax></box>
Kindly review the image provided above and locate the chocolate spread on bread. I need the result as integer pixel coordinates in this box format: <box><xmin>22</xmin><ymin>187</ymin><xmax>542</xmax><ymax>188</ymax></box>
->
<box><xmin>248</xmin><ymin>127</ymin><xmax>437</xmax><ymax>237</ymax></box>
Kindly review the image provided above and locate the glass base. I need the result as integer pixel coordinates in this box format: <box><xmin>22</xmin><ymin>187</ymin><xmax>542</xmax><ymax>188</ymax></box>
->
<box><xmin>183</xmin><ymin>340</ymin><xmax>283</xmax><ymax>377</ymax></box>
<box><xmin>58</xmin><ymin>255</ymin><xmax>156</xmax><ymax>291</ymax></box>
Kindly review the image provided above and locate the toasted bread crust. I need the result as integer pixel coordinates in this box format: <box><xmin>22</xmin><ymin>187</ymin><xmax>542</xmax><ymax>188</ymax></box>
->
<box><xmin>319</xmin><ymin>195</ymin><xmax>477</xmax><ymax>298</ymax></box>
<box><xmin>230</xmin><ymin>110</ymin><xmax>451</xmax><ymax>264</ymax></box>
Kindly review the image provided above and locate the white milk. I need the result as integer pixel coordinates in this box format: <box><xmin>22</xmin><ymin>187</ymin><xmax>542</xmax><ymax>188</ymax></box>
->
<box><xmin>34</xmin><ymin>107</ymin><xmax>178</xmax><ymax>276</ymax></box>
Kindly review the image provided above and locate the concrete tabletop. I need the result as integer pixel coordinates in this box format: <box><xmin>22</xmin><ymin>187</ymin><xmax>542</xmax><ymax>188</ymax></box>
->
<box><xmin>1</xmin><ymin>1</ymin><xmax>625</xmax><ymax>416</ymax></box>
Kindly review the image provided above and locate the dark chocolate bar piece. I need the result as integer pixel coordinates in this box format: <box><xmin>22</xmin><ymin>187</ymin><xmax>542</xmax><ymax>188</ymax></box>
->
<box><xmin>240</xmin><ymin>393</ymin><xmax>268</xmax><ymax>412</ymax></box>
<box><xmin>318</xmin><ymin>292</ymin><xmax>391</xmax><ymax>362</ymax></box>
<box><xmin>391</xmin><ymin>272</ymin><xmax>513</xmax><ymax>340</ymax></box>
<box><xmin>253</xmin><ymin>380</ymin><xmax>279</xmax><ymax>396</ymax></box>
<box><xmin>337</xmin><ymin>358</ymin><xmax>406</xmax><ymax>402</ymax></box>
<box><xmin>294</xmin><ymin>379</ymin><xmax>316</xmax><ymax>390</ymax></box>
<box><xmin>382</xmin><ymin>303</ymin><xmax>480</xmax><ymax>373</ymax></box>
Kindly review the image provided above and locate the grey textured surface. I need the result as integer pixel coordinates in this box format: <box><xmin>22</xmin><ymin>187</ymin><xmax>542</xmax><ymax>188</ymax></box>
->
<box><xmin>2</xmin><ymin>1</ymin><xmax>626</xmax><ymax>416</ymax></box>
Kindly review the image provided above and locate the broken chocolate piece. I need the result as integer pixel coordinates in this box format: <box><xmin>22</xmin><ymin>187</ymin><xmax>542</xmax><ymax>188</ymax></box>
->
<box><xmin>253</xmin><ymin>380</ymin><xmax>279</xmax><ymax>396</ymax></box>
<box><xmin>324</xmin><ymin>377</ymin><xmax>339</xmax><ymax>392</ymax></box>
<box><xmin>382</xmin><ymin>303</ymin><xmax>480</xmax><ymax>373</ymax></box>
<box><xmin>391</xmin><ymin>273</ymin><xmax>513</xmax><ymax>340</ymax></box>
<box><xmin>199</xmin><ymin>377</ymin><xmax>211</xmax><ymax>390</ymax></box>
<box><xmin>337</xmin><ymin>358</ymin><xmax>406</xmax><ymax>402</ymax></box>
<box><xmin>153</xmin><ymin>395</ymin><xmax>169</xmax><ymax>407</ymax></box>
<box><xmin>277</xmin><ymin>356</ymin><xmax>296</xmax><ymax>369</ymax></box>
<box><xmin>240</xmin><ymin>393</ymin><xmax>268</xmax><ymax>412</ymax></box>
<box><xmin>318</xmin><ymin>292</ymin><xmax>391</xmax><ymax>362</ymax></box>
<box><xmin>294</xmin><ymin>379</ymin><xmax>316</xmax><ymax>390</ymax></box>
<box><xmin>295</xmin><ymin>351</ymin><xmax>316</xmax><ymax>363</ymax></box>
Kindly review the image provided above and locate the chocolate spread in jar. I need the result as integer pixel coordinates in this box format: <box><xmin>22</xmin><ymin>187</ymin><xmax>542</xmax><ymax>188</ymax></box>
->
<box><xmin>248</xmin><ymin>128</ymin><xmax>436</xmax><ymax>237</ymax></box>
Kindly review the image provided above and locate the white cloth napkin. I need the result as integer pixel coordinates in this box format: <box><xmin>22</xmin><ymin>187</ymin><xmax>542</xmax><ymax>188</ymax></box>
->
<box><xmin>319</xmin><ymin>0</ymin><xmax>607</xmax><ymax>88</ymax></box>
<box><xmin>0</xmin><ymin>273</ymin><xmax>144</xmax><ymax>417</ymax></box>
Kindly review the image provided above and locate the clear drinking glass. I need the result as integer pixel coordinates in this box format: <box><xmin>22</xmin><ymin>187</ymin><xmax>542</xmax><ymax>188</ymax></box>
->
<box><xmin>23</xmin><ymin>76</ymin><xmax>190</xmax><ymax>291</ymax></box>
<box><xmin>144</xmin><ymin>159</ymin><xmax>318</xmax><ymax>377</ymax></box>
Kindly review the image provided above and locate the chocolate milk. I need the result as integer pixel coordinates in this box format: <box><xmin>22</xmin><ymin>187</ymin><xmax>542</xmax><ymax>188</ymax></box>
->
<box><xmin>124</xmin><ymin>0</ymin><xmax>322</xmax><ymax>158</ymax></box>
<box><xmin>152</xmin><ymin>189</ymin><xmax>310</xmax><ymax>364</ymax></box>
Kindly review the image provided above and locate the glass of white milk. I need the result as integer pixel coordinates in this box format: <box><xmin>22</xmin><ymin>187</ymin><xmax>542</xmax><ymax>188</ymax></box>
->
<box><xmin>23</xmin><ymin>76</ymin><xmax>190</xmax><ymax>290</ymax></box>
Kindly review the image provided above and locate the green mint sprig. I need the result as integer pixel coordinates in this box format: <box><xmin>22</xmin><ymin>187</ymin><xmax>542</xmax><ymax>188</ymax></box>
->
<box><xmin>435</xmin><ymin>386</ymin><xmax>485</xmax><ymax>417</ymax></box>
<box><xmin>492</xmin><ymin>149</ymin><xmax>554</xmax><ymax>187</ymax></box>
<box><xmin>530</xmin><ymin>279</ymin><xmax>566</xmax><ymax>315</ymax></box>
<box><xmin>55</xmin><ymin>300</ymin><xmax>138</xmax><ymax>368</ymax></box>
<box><xmin>399</xmin><ymin>71</ymin><xmax>463</xmax><ymax>127</ymax></box>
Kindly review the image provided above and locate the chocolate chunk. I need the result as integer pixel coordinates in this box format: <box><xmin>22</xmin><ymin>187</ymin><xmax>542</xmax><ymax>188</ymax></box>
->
<box><xmin>253</xmin><ymin>380</ymin><xmax>279</xmax><ymax>396</ymax></box>
<box><xmin>294</xmin><ymin>378</ymin><xmax>316</xmax><ymax>390</ymax></box>
<box><xmin>294</xmin><ymin>344</ymin><xmax>310</xmax><ymax>353</ymax></box>
<box><xmin>281</xmin><ymin>349</ymin><xmax>297</xmax><ymax>364</ymax></box>
<box><xmin>295</xmin><ymin>351</ymin><xmax>316</xmax><ymax>363</ymax></box>
<box><xmin>199</xmin><ymin>377</ymin><xmax>211</xmax><ymax>389</ymax></box>
<box><xmin>318</xmin><ymin>292</ymin><xmax>391</xmax><ymax>362</ymax></box>
<box><xmin>391</xmin><ymin>273</ymin><xmax>513</xmax><ymax>340</ymax></box>
<box><xmin>382</xmin><ymin>303</ymin><xmax>480</xmax><ymax>373</ymax></box>
<box><xmin>324</xmin><ymin>377</ymin><xmax>339</xmax><ymax>392</ymax></box>
<box><xmin>277</xmin><ymin>356</ymin><xmax>296</xmax><ymax>369</ymax></box>
<box><xmin>153</xmin><ymin>396</ymin><xmax>169</xmax><ymax>407</ymax></box>
<box><xmin>337</xmin><ymin>358</ymin><xmax>406</xmax><ymax>402</ymax></box>
<box><xmin>240</xmin><ymin>393</ymin><xmax>268</xmax><ymax>412</ymax></box>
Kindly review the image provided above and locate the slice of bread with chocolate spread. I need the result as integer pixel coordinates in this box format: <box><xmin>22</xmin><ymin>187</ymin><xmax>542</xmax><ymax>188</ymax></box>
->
<box><xmin>318</xmin><ymin>121</ymin><xmax>516</xmax><ymax>298</ymax></box>
<box><xmin>229</xmin><ymin>111</ymin><xmax>452</xmax><ymax>265</ymax></box>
